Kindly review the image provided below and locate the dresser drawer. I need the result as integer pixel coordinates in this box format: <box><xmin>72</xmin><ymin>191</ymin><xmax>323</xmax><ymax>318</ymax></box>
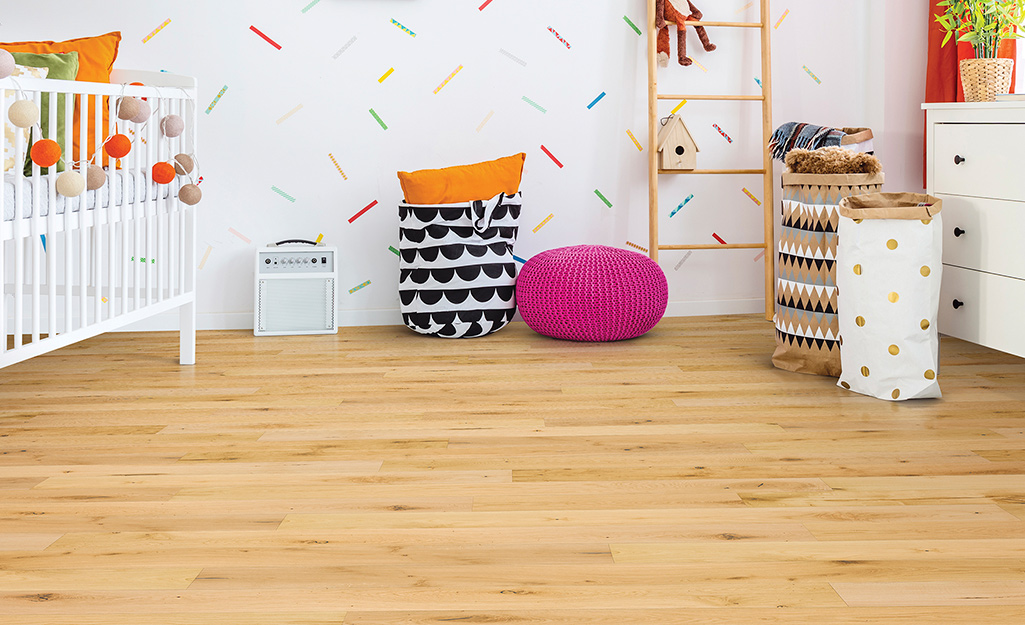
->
<box><xmin>933</xmin><ymin>123</ymin><xmax>1025</xmax><ymax>201</ymax></box>
<box><xmin>939</xmin><ymin>265</ymin><xmax>1025</xmax><ymax>358</ymax></box>
<box><xmin>938</xmin><ymin>194</ymin><xmax>1025</xmax><ymax>279</ymax></box>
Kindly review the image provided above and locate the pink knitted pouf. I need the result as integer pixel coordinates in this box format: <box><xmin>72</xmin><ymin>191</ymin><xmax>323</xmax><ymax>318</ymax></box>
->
<box><xmin>516</xmin><ymin>245</ymin><xmax>668</xmax><ymax>341</ymax></box>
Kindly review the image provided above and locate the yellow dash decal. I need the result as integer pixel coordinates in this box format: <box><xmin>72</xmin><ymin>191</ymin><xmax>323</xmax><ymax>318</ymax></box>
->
<box><xmin>379</xmin><ymin>67</ymin><xmax>394</xmax><ymax>83</ymax></box>
<box><xmin>626</xmin><ymin>129</ymin><xmax>643</xmax><ymax>151</ymax></box>
<box><xmin>625</xmin><ymin>241</ymin><xmax>648</xmax><ymax>253</ymax></box>
<box><xmin>532</xmin><ymin>213</ymin><xmax>553</xmax><ymax>233</ymax></box>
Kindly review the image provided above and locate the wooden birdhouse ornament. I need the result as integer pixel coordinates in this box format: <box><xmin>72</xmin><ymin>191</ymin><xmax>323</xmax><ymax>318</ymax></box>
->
<box><xmin>657</xmin><ymin>115</ymin><xmax>699</xmax><ymax>170</ymax></box>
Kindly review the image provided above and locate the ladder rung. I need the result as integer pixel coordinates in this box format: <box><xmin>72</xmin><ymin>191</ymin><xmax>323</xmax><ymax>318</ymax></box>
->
<box><xmin>659</xmin><ymin>243</ymin><xmax>766</xmax><ymax>251</ymax></box>
<box><xmin>688</xmin><ymin>21</ymin><xmax>763</xmax><ymax>28</ymax></box>
<box><xmin>659</xmin><ymin>169</ymin><xmax>766</xmax><ymax>175</ymax></box>
<box><xmin>658</xmin><ymin>94</ymin><xmax>764</xmax><ymax>101</ymax></box>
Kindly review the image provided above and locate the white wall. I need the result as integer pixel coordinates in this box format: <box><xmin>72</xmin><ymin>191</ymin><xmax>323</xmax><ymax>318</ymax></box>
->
<box><xmin>2</xmin><ymin>0</ymin><xmax>927</xmax><ymax>330</ymax></box>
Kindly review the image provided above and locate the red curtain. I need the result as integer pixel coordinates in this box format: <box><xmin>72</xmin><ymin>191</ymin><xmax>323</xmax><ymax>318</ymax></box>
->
<box><xmin>924</xmin><ymin>0</ymin><xmax>1017</xmax><ymax>185</ymax></box>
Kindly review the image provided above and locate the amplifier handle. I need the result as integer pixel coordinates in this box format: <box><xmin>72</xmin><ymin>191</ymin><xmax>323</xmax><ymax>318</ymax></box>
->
<box><xmin>272</xmin><ymin>239</ymin><xmax>320</xmax><ymax>246</ymax></box>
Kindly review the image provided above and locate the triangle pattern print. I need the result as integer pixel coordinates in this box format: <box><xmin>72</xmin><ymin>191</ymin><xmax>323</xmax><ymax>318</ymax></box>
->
<box><xmin>398</xmin><ymin>193</ymin><xmax>522</xmax><ymax>338</ymax></box>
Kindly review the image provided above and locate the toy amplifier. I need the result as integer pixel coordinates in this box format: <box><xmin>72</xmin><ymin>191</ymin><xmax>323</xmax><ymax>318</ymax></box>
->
<box><xmin>254</xmin><ymin>240</ymin><xmax>337</xmax><ymax>336</ymax></box>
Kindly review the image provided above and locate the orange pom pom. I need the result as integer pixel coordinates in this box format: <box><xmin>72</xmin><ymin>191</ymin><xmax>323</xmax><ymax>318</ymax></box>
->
<box><xmin>152</xmin><ymin>161</ymin><xmax>176</xmax><ymax>185</ymax></box>
<box><xmin>103</xmin><ymin>134</ymin><xmax>132</xmax><ymax>159</ymax></box>
<box><xmin>30</xmin><ymin>139</ymin><xmax>62</xmax><ymax>168</ymax></box>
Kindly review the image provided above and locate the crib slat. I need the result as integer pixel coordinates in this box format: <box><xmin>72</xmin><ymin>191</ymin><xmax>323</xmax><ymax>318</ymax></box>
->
<box><xmin>0</xmin><ymin>86</ymin><xmax>5</xmax><ymax>354</ymax></box>
<box><xmin>13</xmin><ymin>116</ymin><xmax>24</xmax><ymax>349</ymax></box>
<box><xmin>46</xmin><ymin>90</ymin><xmax>59</xmax><ymax>338</ymax></box>
<box><xmin>64</xmin><ymin>86</ymin><xmax>81</xmax><ymax>333</ymax></box>
<box><xmin>30</xmin><ymin>91</ymin><xmax>43</xmax><ymax>343</ymax></box>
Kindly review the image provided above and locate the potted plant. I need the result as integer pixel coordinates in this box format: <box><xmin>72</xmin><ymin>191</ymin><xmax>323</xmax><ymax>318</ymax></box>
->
<box><xmin>935</xmin><ymin>0</ymin><xmax>1025</xmax><ymax>101</ymax></box>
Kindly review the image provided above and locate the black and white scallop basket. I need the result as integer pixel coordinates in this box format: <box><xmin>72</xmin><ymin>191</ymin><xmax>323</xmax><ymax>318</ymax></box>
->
<box><xmin>398</xmin><ymin>193</ymin><xmax>521</xmax><ymax>338</ymax></box>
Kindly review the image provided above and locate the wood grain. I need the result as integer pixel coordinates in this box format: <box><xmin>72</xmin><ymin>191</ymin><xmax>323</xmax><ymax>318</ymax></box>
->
<box><xmin>1</xmin><ymin>315</ymin><xmax>1024</xmax><ymax>623</ymax></box>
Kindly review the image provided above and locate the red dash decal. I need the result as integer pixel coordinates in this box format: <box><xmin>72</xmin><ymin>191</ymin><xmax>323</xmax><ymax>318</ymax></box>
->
<box><xmin>540</xmin><ymin>145</ymin><xmax>563</xmax><ymax>168</ymax></box>
<box><xmin>250</xmin><ymin>25</ymin><xmax>282</xmax><ymax>50</ymax></box>
<box><xmin>349</xmin><ymin>200</ymin><xmax>378</xmax><ymax>223</ymax></box>
<box><xmin>712</xmin><ymin>232</ymin><xmax>727</xmax><ymax>245</ymax></box>
<box><xmin>479</xmin><ymin>0</ymin><xmax>495</xmax><ymax>9</ymax></box>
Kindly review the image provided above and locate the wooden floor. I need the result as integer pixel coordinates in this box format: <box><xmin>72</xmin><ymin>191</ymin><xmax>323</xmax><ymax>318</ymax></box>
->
<box><xmin>1</xmin><ymin>315</ymin><xmax>1024</xmax><ymax>624</ymax></box>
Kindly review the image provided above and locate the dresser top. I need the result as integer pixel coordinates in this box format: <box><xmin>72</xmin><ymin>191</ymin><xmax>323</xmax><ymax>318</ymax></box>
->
<box><xmin>922</xmin><ymin>101</ymin><xmax>1025</xmax><ymax>110</ymax></box>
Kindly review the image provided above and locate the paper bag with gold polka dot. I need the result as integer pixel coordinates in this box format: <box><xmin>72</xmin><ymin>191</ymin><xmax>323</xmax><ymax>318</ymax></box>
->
<box><xmin>836</xmin><ymin>193</ymin><xmax>942</xmax><ymax>401</ymax></box>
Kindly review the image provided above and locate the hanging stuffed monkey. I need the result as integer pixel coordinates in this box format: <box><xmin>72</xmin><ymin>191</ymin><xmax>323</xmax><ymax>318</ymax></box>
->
<box><xmin>656</xmin><ymin>0</ymin><xmax>717</xmax><ymax>67</ymax></box>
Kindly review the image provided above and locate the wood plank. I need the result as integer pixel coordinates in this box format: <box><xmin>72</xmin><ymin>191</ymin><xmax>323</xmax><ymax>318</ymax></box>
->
<box><xmin>832</xmin><ymin>581</ymin><xmax>1025</xmax><ymax>606</ymax></box>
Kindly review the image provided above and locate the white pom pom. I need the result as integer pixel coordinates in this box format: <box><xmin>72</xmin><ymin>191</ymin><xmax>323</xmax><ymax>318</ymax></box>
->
<box><xmin>8</xmin><ymin>99</ymin><xmax>40</xmax><ymax>128</ymax></box>
<box><xmin>56</xmin><ymin>170</ymin><xmax>86</xmax><ymax>197</ymax></box>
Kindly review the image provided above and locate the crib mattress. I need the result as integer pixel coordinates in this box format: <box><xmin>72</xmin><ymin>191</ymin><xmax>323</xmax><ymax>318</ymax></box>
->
<box><xmin>3</xmin><ymin>170</ymin><xmax>180</xmax><ymax>221</ymax></box>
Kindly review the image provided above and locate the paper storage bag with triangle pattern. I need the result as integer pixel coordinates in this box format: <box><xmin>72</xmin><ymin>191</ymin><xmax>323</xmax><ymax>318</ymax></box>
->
<box><xmin>836</xmin><ymin>193</ymin><xmax>943</xmax><ymax>401</ymax></box>
<box><xmin>773</xmin><ymin>172</ymin><xmax>885</xmax><ymax>376</ymax></box>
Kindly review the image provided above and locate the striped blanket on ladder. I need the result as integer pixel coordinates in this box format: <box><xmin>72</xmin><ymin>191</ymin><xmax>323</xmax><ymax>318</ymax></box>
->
<box><xmin>768</xmin><ymin>122</ymin><xmax>846</xmax><ymax>161</ymax></box>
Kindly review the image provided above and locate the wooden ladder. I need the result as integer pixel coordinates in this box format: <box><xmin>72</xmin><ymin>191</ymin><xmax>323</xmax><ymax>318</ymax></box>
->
<box><xmin>646</xmin><ymin>0</ymin><xmax>774</xmax><ymax>321</ymax></box>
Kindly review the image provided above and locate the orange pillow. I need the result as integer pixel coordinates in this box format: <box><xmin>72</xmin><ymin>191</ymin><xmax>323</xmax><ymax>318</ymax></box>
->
<box><xmin>1</xmin><ymin>32</ymin><xmax>121</xmax><ymax>162</ymax></box>
<box><xmin>398</xmin><ymin>153</ymin><xmax>526</xmax><ymax>204</ymax></box>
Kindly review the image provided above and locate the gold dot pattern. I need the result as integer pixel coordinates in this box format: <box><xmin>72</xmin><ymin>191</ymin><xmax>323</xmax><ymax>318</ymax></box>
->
<box><xmin>840</xmin><ymin>381</ymin><xmax>851</xmax><ymax>389</ymax></box>
<box><xmin>861</xmin><ymin>366</ymin><xmax>870</xmax><ymax>377</ymax></box>
<box><xmin>921</xmin><ymin>319</ymin><xmax>930</xmax><ymax>330</ymax></box>
<box><xmin>925</xmin><ymin>370</ymin><xmax>936</xmax><ymax>380</ymax></box>
<box><xmin>887</xmin><ymin>239</ymin><xmax>898</xmax><ymax>250</ymax></box>
<box><xmin>920</xmin><ymin>266</ymin><xmax>931</xmax><ymax>277</ymax></box>
<box><xmin>888</xmin><ymin>344</ymin><xmax>900</xmax><ymax>356</ymax></box>
<box><xmin>853</xmin><ymin>264</ymin><xmax>862</xmax><ymax>275</ymax></box>
<box><xmin>856</xmin><ymin>316</ymin><xmax>866</xmax><ymax>327</ymax></box>
<box><xmin>892</xmin><ymin>389</ymin><xmax>901</xmax><ymax>400</ymax></box>
<box><xmin>888</xmin><ymin>292</ymin><xmax>900</xmax><ymax>303</ymax></box>
<box><xmin>922</xmin><ymin>219</ymin><xmax>932</xmax><ymax>225</ymax></box>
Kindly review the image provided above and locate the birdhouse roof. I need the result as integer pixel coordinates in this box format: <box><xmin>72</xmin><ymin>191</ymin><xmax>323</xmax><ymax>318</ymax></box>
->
<box><xmin>657</xmin><ymin>115</ymin><xmax>700</xmax><ymax>153</ymax></box>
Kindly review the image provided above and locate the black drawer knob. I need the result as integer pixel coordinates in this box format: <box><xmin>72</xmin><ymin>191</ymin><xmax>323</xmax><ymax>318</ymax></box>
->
<box><xmin>952</xmin><ymin>299</ymin><xmax>964</xmax><ymax>310</ymax></box>
<box><xmin>954</xmin><ymin>155</ymin><xmax>966</xmax><ymax>165</ymax></box>
<box><xmin>954</xmin><ymin>227</ymin><xmax>965</xmax><ymax>237</ymax></box>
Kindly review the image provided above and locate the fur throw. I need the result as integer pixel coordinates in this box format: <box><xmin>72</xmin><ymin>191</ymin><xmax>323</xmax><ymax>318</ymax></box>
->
<box><xmin>785</xmin><ymin>147</ymin><xmax>882</xmax><ymax>175</ymax></box>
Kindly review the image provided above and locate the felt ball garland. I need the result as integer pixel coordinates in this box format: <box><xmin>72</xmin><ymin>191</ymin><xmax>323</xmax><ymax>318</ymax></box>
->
<box><xmin>103</xmin><ymin>133</ymin><xmax>132</xmax><ymax>159</ymax></box>
<box><xmin>56</xmin><ymin>170</ymin><xmax>86</xmax><ymax>197</ymax></box>
<box><xmin>160</xmin><ymin>114</ymin><xmax>184</xmax><ymax>138</ymax></box>
<box><xmin>0</xmin><ymin>49</ymin><xmax>15</xmax><ymax>79</ymax></box>
<box><xmin>173</xmin><ymin>153</ymin><xmax>195</xmax><ymax>175</ymax></box>
<box><xmin>31</xmin><ymin>139</ymin><xmax>62</xmax><ymax>168</ymax></box>
<box><xmin>152</xmin><ymin>161</ymin><xmax>175</xmax><ymax>185</ymax></box>
<box><xmin>130</xmin><ymin>99</ymin><xmax>152</xmax><ymax>124</ymax></box>
<box><xmin>86</xmin><ymin>164</ymin><xmax>107</xmax><ymax>190</ymax></box>
<box><xmin>116</xmin><ymin>96</ymin><xmax>141</xmax><ymax>121</ymax></box>
<box><xmin>8</xmin><ymin>99</ymin><xmax>40</xmax><ymax>128</ymax></box>
<box><xmin>178</xmin><ymin>184</ymin><xmax>202</xmax><ymax>206</ymax></box>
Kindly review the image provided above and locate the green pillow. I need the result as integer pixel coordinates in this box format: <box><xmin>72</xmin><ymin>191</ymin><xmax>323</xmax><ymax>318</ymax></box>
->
<box><xmin>11</xmin><ymin>51</ymin><xmax>79</xmax><ymax>174</ymax></box>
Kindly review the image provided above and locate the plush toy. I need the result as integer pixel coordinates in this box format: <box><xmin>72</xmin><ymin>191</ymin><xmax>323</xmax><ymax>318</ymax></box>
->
<box><xmin>656</xmin><ymin>0</ymin><xmax>716</xmax><ymax>67</ymax></box>
<box><xmin>784</xmin><ymin>147</ymin><xmax>882</xmax><ymax>175</ymax></box>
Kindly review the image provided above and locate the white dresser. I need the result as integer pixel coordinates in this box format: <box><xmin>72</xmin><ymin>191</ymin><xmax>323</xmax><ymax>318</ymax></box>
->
<box><xmin>924</xmin><ymin>102</ymin><xmax>1025</xmax><ymax>359</ymax></box>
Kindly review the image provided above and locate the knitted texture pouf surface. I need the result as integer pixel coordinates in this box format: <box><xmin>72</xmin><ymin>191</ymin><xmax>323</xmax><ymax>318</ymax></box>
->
<box><xmin>516</xmin><ymin>245</ymin><xmax>668</xmax><ymax>341</ymax></box>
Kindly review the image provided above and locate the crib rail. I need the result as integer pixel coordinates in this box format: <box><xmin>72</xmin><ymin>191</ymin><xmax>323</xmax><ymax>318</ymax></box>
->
<box><xmin>1</xmin><ymin>72</ymin><xmax>197</xmax><ymax>368</ymax></box>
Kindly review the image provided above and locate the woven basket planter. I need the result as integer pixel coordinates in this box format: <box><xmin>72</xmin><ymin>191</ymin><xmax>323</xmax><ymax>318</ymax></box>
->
<box><xmin>959</xmin><ymin>58</ymin><xmax>1014</xmax><ymax>102</ymax></box>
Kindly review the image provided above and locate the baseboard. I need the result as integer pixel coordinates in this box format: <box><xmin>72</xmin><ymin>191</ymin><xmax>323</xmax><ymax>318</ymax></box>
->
<box><xmin>117</xmin><ymin>299</ymin><xmax>765</xmax><ymax>332</ymax></box>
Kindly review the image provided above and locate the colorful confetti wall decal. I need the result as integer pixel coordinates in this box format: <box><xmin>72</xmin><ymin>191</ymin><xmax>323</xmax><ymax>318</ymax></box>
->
<box><xmin>691</xmin><ymin>58</ymin><xmax>708</xmax><ymax>72</ymax></box>
<box><xmin>271</xmin><ymin>186</ymin><xmax>296</xmax><ymax>202</ymax></box>
<box><xmin>433</xmin><ymin>65</ymin><xmax>463</xmax><ymax>94</ymax></box>
<box><xmin>742</xmin><ymin>187</ymin><xmax>762</xmax><ymax>206</ymax></box>
<box><xmin>712</xmin><ymin>232</ymin><xmax>727</xmax><ymax>245</ymax></box>
<box><xmin>594</xmin><ymin>189</ymin><xmax>613</xmax><ymax>208</ymax></box>
<box><xmin>205</xmin><ymin>85</ymin><xmax>227</xmax><ymax>114</ymax></box>
<box><xmin>328</xmin><ymin>153</ymin><xmax>347</xmax><ymax>179</ymax></box>
<box><xmin>671</xmin><ymin>99</ymin><xmax>688</xmax><ymax>114</ymax></box>
<box><xmin>389</xmin><ymin>246</ymin><xmax>401</xmax><ymax>256</ymax></box>
<box><xmin>522</xmin><ymin>96</ymin><xmax>547</xmax><ymax>113</ymax></box>
<box><xmin>142</xmin><ymin>18</ymin><xmax>171</xmax><ymax>44</ymax></box>
<box><xmin>753</xmin><ymin>249</ymin><xmax>766</xmax><ymax>262</ymax></box>
<box><xmin>500</xmin><ymin>49</ymin><xmax>527</xmax><ymax>66</ymax></box>
<box><xmin>533</xmin><ymin>213</ymin><xmax>554</xmax><ymax>233</ymax></box>
<box><xmin>391</xmin><ymin>18</ymin><xmax>416</xmax><ymax>37</ymax></box>
<box><xmin>623</xmin><ymin>16</ymin><xmax>642</xmax><ymax>36</ymax></box>
<box><xmin>754</xmin><ymin>77</ymin><xmax>763</xmax><ymax>88</ymax></box>
<box><xmin>479</xmin><ymin>0</ymin><xmax>496</xmax><ymax>10</ymax></box>
<box><xmin>512</xmin><ymin>254</ymin><xmax>527</xmax><ymax>264</ymax></box>
<box><xmin>625</xmin><ymin>241</ymin><xmax>648</xmax><ymax>253</ymax></box>
<box><xmin>587</xmin><ymin>92</ymin><xmax>606</xmax><ymax>109</ymax></box>
<box><xmin>476</xmin><ymin>110</ymin><xmax>494</xmax><ymax>133</ymax></box>
<box><xmin>540</xmin><ymin>145</ymin><xmax>563</xmax><ymax>168</ymax></box>
<box><xmin>333</xmin><ymin>36</ymin><xmax>357</xmax><ymax>59</ymax></box>
<box><xmin>276</xmin><ymin>103</ymin><xmax>303</xmax><ymax>124</ymax></box>
<box><xmin>736</xmin><ymin>2</ymin><xmax>755</xmax><ymax>13</ymax></box>
<box><xmin>713</xmin><ymin>123</ymin><xmax>733</xmax><ymax>143</ymax></box>
<box><xmin>228</xmin><ymin>228</ymin><xmax>251</xmax><ymax>244</ymax></box>
<box><xmin>378</xmin><ymin>68</ymin><xmax>394</xmax><ymax>83</ymax></box>
<box><xmin>775</xmin><ymin>9</ymin><xmax>790</xmax><ymax>29</ymax></box>
<box><xmin>250</xmin><ymin>25</ymin><xmax>282</xmax><ymax>50</ymax></box>
<box><xmin>349</xmin><ymin>280</ymin><xmax>371</xmax><ymax>294</ymax></box>
<box><xmin>301</xmin><ymin>0</ymin><xmax>321</xmax><ymax>13</ymax></box>
<box><xmin>198</xmin><ymin>245</ymin><xmax>213</xmax><ymax>270</ymax></box>
<box><xmin>349</xmin><ymin>200</ymin><xmax>378</xmax><ymax>223</ymax></box>
<box><xmin>626</xmin><ymin>129</ymin><xmax>643</xmax><ymax>151</ymax></box>
<box><xmin>674</xmin><ymin>250</ymin><xmax>693</xmax><ymax>270</ymax></box>
<box><xmin>670</xmin><ymin>194</ymin><xmax>694</xmax><ymax>218</ymax></box>
<box><xmin>369</xmin><ymin>108</ymin><xmax>388</xmax><ymax>129</ymax></box>
<box><xmin>316</xmin><ymin>233</ymin><xmax>324</xmax><ymax>244</ymax></box>
<box><xmin>803</xmin><ymin>65</ymin><xmax>821</xmax><ymax>84</ymax></box>
<box><xmin>548</xmin><ymin>27</ymin><xmax>571</xmax><ymax>49</ymax></box>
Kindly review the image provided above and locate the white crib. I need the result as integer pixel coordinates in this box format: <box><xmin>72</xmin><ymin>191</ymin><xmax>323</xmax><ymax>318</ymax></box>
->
<box><xmin>1</xmin><ymin>70</ymin><xmax>197</xmax><ymax>369</ymax></box>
